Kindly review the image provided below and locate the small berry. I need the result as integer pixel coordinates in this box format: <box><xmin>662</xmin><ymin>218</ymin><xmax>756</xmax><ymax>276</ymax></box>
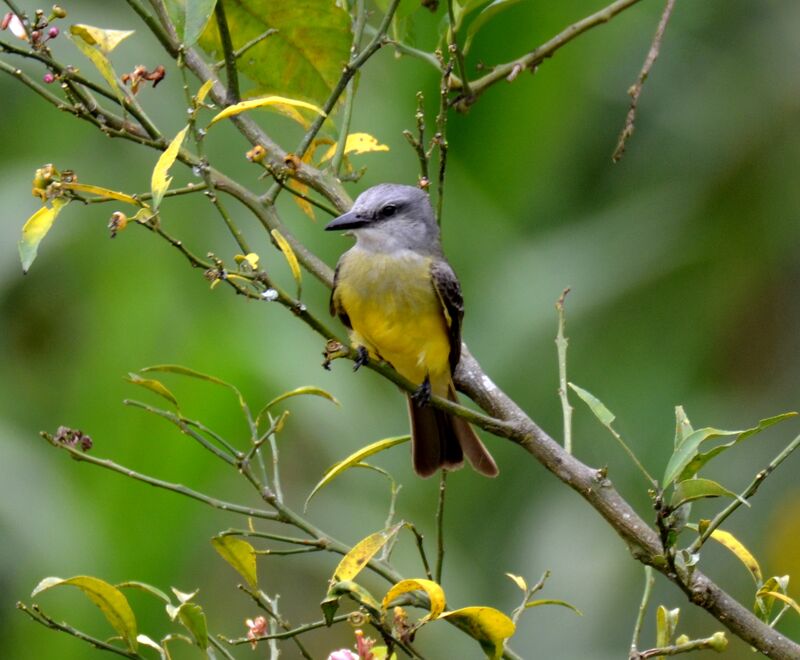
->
<box><xmin>43</xmin><ymin>72</ymin><xmax>55</xmax><ymax>83</ymax></box>
<box><xmin>48</xmin><ymin>26</ymin><xmax>59</xmax><ymax>38</ymax></box>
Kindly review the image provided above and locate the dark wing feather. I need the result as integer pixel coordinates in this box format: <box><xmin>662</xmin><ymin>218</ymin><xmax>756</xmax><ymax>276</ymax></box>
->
<box><xmin>329</xmin><ymin>261</ymin><xmax>351</xmax><ymax>329</ymax></box>
<box><xmin>431</xmin><ymin>260</ymin><xmax>464</xmax><ymax>372</ymax></box>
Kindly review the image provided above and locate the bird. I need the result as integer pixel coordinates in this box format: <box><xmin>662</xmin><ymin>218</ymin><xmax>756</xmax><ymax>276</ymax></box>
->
<box><xmin>325</xmin><ymin>183</ymin><xmax>498</xmax><ymax>477</ymax></box>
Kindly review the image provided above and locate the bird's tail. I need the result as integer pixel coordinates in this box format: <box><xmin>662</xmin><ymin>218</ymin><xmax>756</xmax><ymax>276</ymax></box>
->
<box><xmin>407</xmin><ymin>383</ymin><xmax>498</xmax><ymax>478</ymax></box>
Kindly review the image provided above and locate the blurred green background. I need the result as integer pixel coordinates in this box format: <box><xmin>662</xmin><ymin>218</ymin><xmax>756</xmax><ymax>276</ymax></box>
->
<box><xmin>2</xmin><ymin>1</ymin><xmax>799</xmax><ymax>658</ymax></box>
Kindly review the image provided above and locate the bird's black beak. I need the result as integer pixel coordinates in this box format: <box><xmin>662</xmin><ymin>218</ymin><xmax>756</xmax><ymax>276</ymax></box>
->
<box><xmin>324</xmin><ymin>210</ymin><xmax>367</xmax><ymax>231</ymax></box>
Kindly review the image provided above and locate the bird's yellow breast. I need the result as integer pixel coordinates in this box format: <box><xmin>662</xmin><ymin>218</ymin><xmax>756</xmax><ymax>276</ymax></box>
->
<box><xmin>334</xmin><ymin>248</ymin><xmax>451</xmax><ymax>389</ymax></box>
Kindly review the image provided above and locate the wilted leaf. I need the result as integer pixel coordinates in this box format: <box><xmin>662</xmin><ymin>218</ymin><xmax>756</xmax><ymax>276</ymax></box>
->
<box><xmin>207</xmin><ymin>95</ymin><xmax>325</xmax><ymax>127</ymax></box>
<box><xmin>211</xmin><ymin>535</ymin><xmax>258</xmax><ymax>588</ymax></box>
<box><xmin>306</xmin><ymin>436</ymin><xmax>410</xmax><ymax>507</ymax></box>
<box><xmin>70</xmin><ymin>24</ymin><xmax>134</xmax><ymax>52</ymax></box>
<box><xmin>440</xmin><ymin>607</ymin><xmax>515</xmax><ymax>659</ymax></box>
<box><xmin>19</xmin><ymin>198</ymin><xmax>69</xmax><ymax>272</ymax></box>
<box><xmin>126</xmin><ymin>373</ymin><xmax>179</xmax><ymax>409</ymax></box>
<box><xmin>256</xmin><ymin>386</ymin><xmax>339</xmax><ymax>425</ymax></box>
<box><xmin>505</xmin><ymin>573</ymin><xmax>527</xmax><ymax>592</ymax></box>
<box><xmin>163</xmin><ymin>0</ymin><xmax>217</xmax><ymax>46</ymax></box>
<box><xmin>663</xmin><ymin>412</ymin><xmax>797</xmax><ymax>487</ymax></box>
<box><xmin>463</xmin><ymin>0</ymin><xmax>522</xmax><ymax>53</ymax></box>
<box><xmin>199</xmin><ymin>0</ymin><xmax>351</xmax><ymax>107</ymax></box>
<box><xmin>670</xmin><ymin>478</ymin><xmax>744</xmax><ymax>510</ymax></box>
<box><xmin>319</xmin><ymin>133</ymin><xmax>390</xmax><ymax>163</ymax></box>
<box><xmin>758</xmin><ymin>591</ymin><xmax>800</xmax><ymax>618</ymax></box>
<box><xmin>382</xmin><ymin>579</ymin><xmax>446</xmax><ymax>622</ymax></box>
<box><xmin>655</xmin><ymin>605</ymin><xmax>679</xmax><ymax>648</ymax></box>
<box><xmin>568</xmin><ymin>383</ymin><xmax>615</xmax><ymax>426</ymax></box>
<box><xmin>271</xmin><ymin>228</ymin><xmax>302</xmax><ymax>297</ymax></box>
<box><xmin>31</xmin><ymin>576</ymin><xmax>138</xmax><ymax>650</ymax></box>
<box><xmin>708</xmin><ymin>528</ymin><xmax>763</xmax><ymax>584</ymax></box>
<box><xmin>151</xmin><ymin>126</ymin><xmax>189</xmax><ymax>210</ymax></box>
<box><xmin>524</xmin><ymin>599</ymin><xmax>582</xmax><ymax>616</ymax></box>
<box><xmin>332</xmin><ymin>524</ymin><xmax>403</xmax><ymax>582</ymax></box>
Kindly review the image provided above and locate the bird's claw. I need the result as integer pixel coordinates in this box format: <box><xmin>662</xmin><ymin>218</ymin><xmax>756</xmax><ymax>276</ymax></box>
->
<box><xmin>411</xmin><ymin>377</ymin><xmax>432</xmax><ymax>407</ymax></box>
<box><xmin>353</xmin><ymin>345</ymin><xmax>370</xmax><ymax>372</ymax></box>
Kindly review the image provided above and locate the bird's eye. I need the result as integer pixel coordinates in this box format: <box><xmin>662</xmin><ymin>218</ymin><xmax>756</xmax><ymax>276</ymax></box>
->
<box><xmin>381</xmin><ymin>204</ymin><xmax>397</xmax><ymax>218</ymax></box>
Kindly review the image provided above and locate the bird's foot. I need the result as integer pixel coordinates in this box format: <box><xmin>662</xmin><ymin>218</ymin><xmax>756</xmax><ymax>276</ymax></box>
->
<box><xmin>411</xmin><ymin>376</ymin><xmax>432</xmax><ymax>407</ymax></box>
<box><xmin>353</xmin><ymin>345</ymin><xmax>370</xmax><ymax>372</ymax></box>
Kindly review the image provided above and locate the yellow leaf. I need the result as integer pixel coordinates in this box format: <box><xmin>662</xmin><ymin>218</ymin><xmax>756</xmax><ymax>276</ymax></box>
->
<box><xmin>319</xmin><ymin>132</ymin><xmax>390</xmax><ymax>164</ymax></box>
<box><xmin>18</xmin><ymin>198</ymin><xmax>69</xmax><ymax>273</ymax></box>
<box><xmin>289</xmin><ymin>181</ymin><xmax>315</xmax><ymax>220</ymax></box>
<box><xmin>759</xmin><ymin>591</ymin><xmax>800</xmax><ymax>617</ymax></box>
<box><xmin>709</xmin><ymin>529</ymin><xmax>763</xmax><ymax>584</ymax></box>
<box><xmin>306</xmin><ymin>436</ymin><xmax>410</xmax><ymax>508</ymax></box>
<box><xmin>505</xmin><ymin>573</ymin><xmax>527</xmax><ymax>592</ymax></box>
<box><xmin>655</xmin><ymin>605</ymin><xmax>679</xmax><ymax>649</ymax></box>
<box><xmin>440</xmin><ymin>607</ymin><xmax>515</xmax><ymax>660</ymax></box>
<box><xmin>151</xmin><ymin>126</ymin><xmax>189</xmax><ymax>210</ymax></box>
<box><xmin>270</xmin><ymin>228</ymin><xmax>302</xmax><ymax>297</ymax></box>
<box><xmin>70</xmin><ymin>24</ymin><xmax>134</xmax><ymax>52</ymax></box>
<box><xmin>208</xmin><ymin>96</ymin><xmax>325</xmax><ymax>127</ymax></box>
<box><xmin>211</xmin><ymin>536</ymin><xmax>258</xmax><ymax>588</ymax></box>
<box><xmin>60</xmin><ymin>182</ymin><xmax>143</xmax><ymax>206</ymax></box>
<box><xmin>195</xmin><ymin>79</ymin><xmax>215</xmax><ymax>106</ymax></box>
<box><xmin>332</xmin><ymin>524</ymin><xmax>402</xmax><ymax>582</ymax></box>
<box><xmin>69</xmin><ymin>35</ymin><xmax>124</xmax><ymax>103</ymax></box>
<box><xmin>234</xmin><ymin>252</ymin><xmax>260</xmax><ymax>270</ymax></box>
<box><xmin>382</xmin><ymin>579</ymin><xmax>446</xmax><ymax>622</ymax></box>
<box><xmin>126</xmin><ymin>373</ymin><xmax>179</xmax><ymax>409</ymax></box>
<box><xmin>31</xmin><ymin>576</ymin><xmax>138</xmax><ymax>650</ymax></box>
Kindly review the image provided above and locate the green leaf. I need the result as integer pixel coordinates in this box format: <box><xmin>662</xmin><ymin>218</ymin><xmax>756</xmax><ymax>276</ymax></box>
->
<box><xmin>524</xmin><ymin>599</ymin><xmax>582</xmax><ymax>616</ymax></box>
<box><xmin>655</xmin><ymin>605</ymin><xmax>679</xmax><ymax>648</ymax></box>
<box><xmin>674</xmin><ymin>405</ymin><xmax>694</xmax><ymax>448</ymax></box>
<box><xmin>173</xmin><ymin>602</ymin><xmax>208</xmax><ymax>649</ymax></box>
<box><xmin>69</xmin><ymin>24</ymin><xmax>134</xmax><ymax>52</ymax></box>
<box><xmin>463</xmin><ymin>0</ymin><xmax>522</xmax><ymax>53</ymax></box>
<box><xmin>126</xmin><ymin>373</ymin><xmax>179</xmax><ymax>409</ymax></box>
<box><xmin>568</xmin><ymin>383</ymin><xmax>615</xmax><ymax>426</ymax></box>
<box><xmin>211</xmin><ymin>536</ymin><xmax>258</xmax><ymax>588</ymax></box>
<box><xmin>198</xmin><ymin>0</ymin><xmax>352</xmax><ymax>108</ymax></box>
<box><xmin>332</xmin><ymin>523</ymin><xmax>403</xmax><ymax>583</ymax></box>
<box><xmin>669</xmin><ymin>478</ymin><xmax>744</xmax><ymax>510</ymax></box>
<box><xmin>140</xmin><ymin>364</ymin><xmax>249</xmax><ymax>417</ymax></box>
<box><xmin>663</xmin><ymin>412</ymin><xmax>797</xmax><ymax>487</ymax></box>
<box><xmin>163</xmin><ymin>0</ymin><xmax>218</xmax><ymax>46</ymax></box>
<box><xmin>256</xmin><ymin>386</ymin><xmax>339</xmax><ymax>425</ymax></box>
<box><xmin>31</xmin><ymin>576</ymin><xmax>138</xmax><ymax>650</ymax></box>
<box><xmin>18</xmin><ymin>198</ymin><xmax>69</xmax><ymax>272</ymax></box>
<box><xmin>305</xmin><ymin>435</ymin><xmax>410</xmax><ymax>508</ymax></box>
<box><xmin>117</xmin><ymin>581</ymin><xmax>173</xmax><ymax>605</ymax></box>
<box><xmin>382</xmin><ymin>579</ymin><xmax>446</xmax><ymax>622</ymax></box>
<box><xmin>439</xmin><ymin>607</ymin><xmax>515</xmax><ymax>660</ymax></box>
<box><xmin>321</xmin><ymin>580</ymin><xmax>382</xmax><ymax>625</ymax></box>
<box><xmin>151</xmin><ymin>126</ymin><xmax>189</xmax><ymax>210</ymax></box>
<box><xmin>207</xmin><ymin>95</ymin><xmax>325</xmax><ymax>127</ymax></box>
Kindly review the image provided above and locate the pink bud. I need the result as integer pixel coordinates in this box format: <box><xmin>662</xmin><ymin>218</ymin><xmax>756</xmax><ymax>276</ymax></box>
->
<box><xmin>48</xmin><ymin>26</ymin><xmax>59</xmax><ymax>38</ymax></box>
<box><xmin>43</xmin><ymin>72</ymin><xmax>55</xmax><ymax>84</ymax></box>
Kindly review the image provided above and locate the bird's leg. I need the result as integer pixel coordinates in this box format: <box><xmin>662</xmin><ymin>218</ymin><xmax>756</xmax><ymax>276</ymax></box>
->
<box><xmin>411</xmin><ymin>375</ymin><xmax>432</xmax><ymax>407</ymax></box>
<box><xmin>353</xmin><ymin>345</ymin><xmax>370</xmax><ymax>372</ymax></box>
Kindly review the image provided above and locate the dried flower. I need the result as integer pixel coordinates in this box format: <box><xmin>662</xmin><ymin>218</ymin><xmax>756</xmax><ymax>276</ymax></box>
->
<box><xmin>245</xmin><ymin>616</ymin><xmax>268</xmax><ymax>650</ymax></box>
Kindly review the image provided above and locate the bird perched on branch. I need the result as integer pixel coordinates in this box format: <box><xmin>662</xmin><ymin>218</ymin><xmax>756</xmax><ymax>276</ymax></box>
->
<box><xmin>325</xmin><ymin>183</ymin><xmax>498</xmax><ymax>477</ymax></box>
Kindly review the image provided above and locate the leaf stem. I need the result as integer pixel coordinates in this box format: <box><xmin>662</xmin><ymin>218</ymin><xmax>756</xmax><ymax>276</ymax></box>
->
<box><xmin>555</xmin><ymin>288</ymin><xmax>573</xmax><ymax>453</ymax></box>
<box><xmin>629</xmin><ymin>566</ymin><xmax>655</xmax><ymax>656</ymax></box>
<box><xmin>435</xmin><ymin>470</ymin><xmax>447</xmax><ymax>583</ymax></box>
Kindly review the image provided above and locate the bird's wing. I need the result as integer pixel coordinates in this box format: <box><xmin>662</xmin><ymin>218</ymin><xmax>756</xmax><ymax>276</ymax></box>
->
<box><xmin>329</xmin><ymin>261</ymin><xmax>352</xmax><ymax>328</ymax></box>
<box><xmin>431</xmin><ymin>259</ymin><xmax>464</xmax><ymax>372</ymax></box>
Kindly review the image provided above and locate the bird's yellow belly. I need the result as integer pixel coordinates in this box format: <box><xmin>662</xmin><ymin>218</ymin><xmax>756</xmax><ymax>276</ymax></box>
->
<box><xmin>335</xmin><ymin>249</ymin><xmax>451</xmax><ymax>389</ymax></box>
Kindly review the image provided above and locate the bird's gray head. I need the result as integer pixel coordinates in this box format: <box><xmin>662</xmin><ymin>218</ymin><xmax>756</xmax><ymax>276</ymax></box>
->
<box><xmin>324</xmin><ymin>183</ymin><xmax>441</xmax><ymax>254</ymax></box>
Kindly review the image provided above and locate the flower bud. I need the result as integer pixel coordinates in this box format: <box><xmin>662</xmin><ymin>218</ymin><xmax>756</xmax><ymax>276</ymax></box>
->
<box><xmin>48</xmin><ymin>26</ymin><xmax>59</xmax><ymax>38</ymax></box>
<box><xmin>52</xmin><ymin>5</ymin><xmax>67</xmax><ymax>19</ymax></box>
<box><xmin>43</xmin><ymin>72</ymin><xmax>55</xmax><ymax>84</ymax></box>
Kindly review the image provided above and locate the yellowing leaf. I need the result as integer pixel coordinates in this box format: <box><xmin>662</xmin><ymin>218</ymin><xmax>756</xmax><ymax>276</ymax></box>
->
<box><xmin>709</xmin><ymin>529</ymin><xmax>762</xmax><ymax>584</ymax></box>
<box><xmin>759</xmin><ymin>591</ymin><xmax>800</xmax><ymax>617</ymax></box>
<box><xmin>19</xmin><ymin>198</ymin><xmax>69</xmax><ymax>272</ymax></box>
<box><xmin>289</xmin><ymin>181</ymin><xmax>316</xmax><ymax>220</ymax></box>
<box><xmin>306</xmin><ymin>436</ymin><xmax>410</xmax><ymax>508</ymax></box>
<box><xmin>60</xmin><ymin>182</ymin><xmax>143</xmax><ymax>206</ymax></box>
<box><xmin>70</xmin><ymin>24</ymin><xmax>134</xmax><ymax>52</ymax></box>
<box><xmin>440</xmin><ymin>607</ymin><xmax>515</xmax><ymax>659</ymax></box>
<box><xmin>319</xmin><ymin>132</ymin><xmax>390</xmax><ymax>163</ymax></box>
<box><xmin>211</xmin><ymin>536</ymin><xmax>258</xmax><ymax>588</ymax></box>
<box><xmin>271</xmin><ymin>228</ymin><xmax>302</xmax><ymax>297</ymax></box>
<box><xmin>151</xmin><ymin>126</ymin><xmax>189</xmax><ymax>210</ymax></box>
<box><xmin>332</xmin><ymin>524</ymin><xmax>403</xmax><ymax>582</ymax></box>
<box><xmin>126</xmin><ymin>373</ymin><xmax>179</xmax><ymax>409</ymax></box>
<box><xmin>70</xmin><ymin>35</ymin><xmax>123</xmax><ymax>100</ymax></box>
<box><xmin>505</xmin><ymin>573</ymin><xmax>527</xmax><ymax>592</ymax></box>
<box><xmin>208</xmin><ymin>95</ymin><xmax>325</xmax><ymax>127</ymax></box>
<box><xmin>382</xmin><ymin>579</ymin><xmax>446</xmax><ymax>622</ymax></box>
<box><xmin>195</xmin><ymin>78</ymin><xmax>215</xmax><ymax>105</ymax></box>
<box><xmin>655</xmin><ymin>605</ymin><xmax>679</xmax><ymax>648</ymax></box>
<box><xmin>31</xmin><ymin>576</ymin><xmax>138</xmax><ymax>650</ymax></box>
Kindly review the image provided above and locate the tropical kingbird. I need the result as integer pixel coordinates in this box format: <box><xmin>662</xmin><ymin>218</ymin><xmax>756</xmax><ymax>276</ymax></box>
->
<box><xmin>325</xmin><ymin>184</ymin><xmax>498</xmax><ymax>477</ymax></box>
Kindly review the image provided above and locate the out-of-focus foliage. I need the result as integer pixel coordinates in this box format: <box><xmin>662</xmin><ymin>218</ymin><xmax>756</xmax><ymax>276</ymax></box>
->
<box><xmin>2</xmin><ymin>1</ymin><xmax>800</xmax><ymax>658</ymax></box>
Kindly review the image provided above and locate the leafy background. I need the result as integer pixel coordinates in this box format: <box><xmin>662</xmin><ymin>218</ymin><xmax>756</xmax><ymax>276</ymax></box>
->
<box><xmin>1</xmin><ymin>0</ymin><xmax>799</xmax><ymax>657</ymax></box>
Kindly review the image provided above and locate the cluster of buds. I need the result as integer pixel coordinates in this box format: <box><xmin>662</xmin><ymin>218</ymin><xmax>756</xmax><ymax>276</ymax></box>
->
<box><xmin>53</xmin><ymin>425</ymin><xmax>93</xmax><ymax>452</ymax></box>
<box><xmin>245</xmin><ymin>616</ymin><xmax>268</xmax><ymax>649</ymax></box>
<box><xmin>121</xmin><ymin>64</ymin><xmax>166</xmax><ymax>94</ymax></box>
<box><xmin>2</xmin><ymin>5</ymin><xmax>66</xmax><ymax>49</ymax></box>
<box><xmin>31</xmin><ymin>163</ymin><xmax>75</xmax><ymax>201</ymax></box>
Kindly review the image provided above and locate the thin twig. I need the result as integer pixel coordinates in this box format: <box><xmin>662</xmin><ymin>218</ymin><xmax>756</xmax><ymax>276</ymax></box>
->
<box><xmin>613</xmin><ymin>0</ymin><xmax>676</xmax><ymax>162</ymax></box>
<box><xmin>214</xmin><ymin>0</ymin><xmax>240</xmax><ymax>103</ymax></box>
<box><xmin>555</xmin><ymin>288</ymin><xmax>573</xmax><ymax>453</ymax></box>
<box><xmin>446</xmin><ymin>0</ymin><xmax>471</xmax><ymax>97</ymax></box>
<box><xmin>223</xmin><ymin>614</ymin><xmax>350</xmax><ymax>645</ymax></box>
<box><xmin>631</xmin><ymin>633</ymin><xmax>727</xmax><ymax>658</ymax></box>
<box><xmin>435</xmin><ymin>470</ymin><xmax>447</xmax><ymax>584</ymax></box>
<box><xmin>214</xmin><ymin>28</ymin><xmax>277</xmax><ymax>67</ymax></box>
<box><xmin>629</xmin><ymin>566</ymin><xmax>655</xmax><ymax>656</ymax></box>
